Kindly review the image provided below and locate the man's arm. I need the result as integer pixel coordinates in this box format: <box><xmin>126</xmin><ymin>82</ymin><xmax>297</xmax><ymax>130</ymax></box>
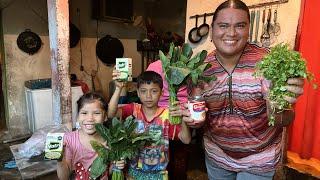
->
<box><xmin>178</xmin><ymin>121</ymin><xmax>191</xmax><ymax>144</ymax></box>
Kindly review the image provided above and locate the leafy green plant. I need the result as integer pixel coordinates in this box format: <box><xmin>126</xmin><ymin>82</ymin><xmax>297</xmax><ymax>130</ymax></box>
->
<box><xmin>254</xmin><ymin>43</ymin><xmax>315</xmax><ymax>126</ymax></box>
<box><xmin>159</xmin><ymin>43</ymin><xmax>216</xmax><ymax>124</ymax></box>
<box><xmin>90</xmin><ymin>116</ymin><xmax>160</xmax><ymax>180</ymax></box>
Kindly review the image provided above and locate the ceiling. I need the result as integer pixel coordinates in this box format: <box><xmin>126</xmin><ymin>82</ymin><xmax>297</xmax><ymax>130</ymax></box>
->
<box><xmin>0</xmin><ymin>0</ymin><xmax>16</xmax><ymax>10</ymax></box>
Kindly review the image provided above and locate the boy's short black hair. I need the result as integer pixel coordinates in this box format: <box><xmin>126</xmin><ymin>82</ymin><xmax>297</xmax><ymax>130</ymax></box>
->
<box><xmin>137</xmin><ymin>71</ymin><xmax>163</xmax><ymax>89</ymax></box>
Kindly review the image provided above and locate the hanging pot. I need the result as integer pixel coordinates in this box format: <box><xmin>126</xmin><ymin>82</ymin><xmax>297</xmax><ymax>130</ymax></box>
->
<box><xmin>17</xmin><ymin>29</ymin><xmax>42</xmax><ymax>55</ymax></box>
<box><xmin>70</xmin><ymin>22</ymin><xmax>80</xmax><ymax>48</ymax></box>
<box><xmin>197</xmin><ymin>13</ymin><xmax>210</xmax><ymax>37</ymax></box>
<box><xmin>96</xmin><ymin>35</ymin><xmax>124</xmax><ymax>66</ymax></box>
<box><xmin>188</xmin><ymin>15</ymin><xmax>202</xmax><ymax>43</ymax></box>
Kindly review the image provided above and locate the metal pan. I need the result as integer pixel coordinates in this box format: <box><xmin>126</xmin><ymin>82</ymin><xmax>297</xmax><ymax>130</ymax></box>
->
<box><xmin>188</xmin><ymin>15</ymin><xmax>202</xmax><ymax>43</ymax></box>
<box><xmin>197</xmin><ymin>13</ymin><xmax>210</xmax><ymax>37</ymax></box>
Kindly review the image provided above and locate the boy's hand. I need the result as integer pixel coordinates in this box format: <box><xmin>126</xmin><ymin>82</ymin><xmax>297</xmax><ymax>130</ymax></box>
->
<box><xmin>113</xmin><ymin>159</ymin><xmax>125</xmax><ymax>170</ymax></box>
<box><xmin>112</xmin><ymin>69</ymin><xmax>126</xmax><ymax>89</ymax></box>
<box><xmin>181</xmin><ymin>103</ymin><xmax>206</xmax><ymax>128</ymax></box>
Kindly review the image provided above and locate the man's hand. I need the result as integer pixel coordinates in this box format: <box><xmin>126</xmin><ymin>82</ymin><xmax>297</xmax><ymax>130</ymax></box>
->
<box><xmin>181</xmin><ymin>103</ymin><xmax>206</xmax><ymax>128</ymax></box>
<box><xmin>283</xmin><ymin>77</ymin><xmax>304</xmax><ymax>104</ymax></box>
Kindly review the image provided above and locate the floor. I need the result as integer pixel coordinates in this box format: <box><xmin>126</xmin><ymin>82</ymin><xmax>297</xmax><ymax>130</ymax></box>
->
<box><xmin>0</xmin><ymin>131</ymin><xmax>319</xmax><ymax>180</ymax></box>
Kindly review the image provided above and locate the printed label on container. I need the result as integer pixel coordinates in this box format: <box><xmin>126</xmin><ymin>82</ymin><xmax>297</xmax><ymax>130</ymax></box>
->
<box><xmin>188</xmin><ymin>101</ymin><xmax>206</xmax><ymax>121</ymax></box>
<box><xmin>45</xmin><ymin>133</ymin><xmax>64</xmax><ymax>160</ymax></box>
<box><xmin>116</xmin><ymin>58</ymin><xmax>132</xmax><ymax>81</ymax></box>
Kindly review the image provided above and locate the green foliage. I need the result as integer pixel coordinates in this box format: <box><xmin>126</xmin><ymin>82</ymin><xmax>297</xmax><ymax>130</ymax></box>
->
<box><xmin>254</xmin><ymin>43</ymin><xmax>315</xmax><ymax>126</ymax></box>
<box><xmin>159</xmin><ymin>43</ymin><xmax>216</xmax><ymax>124</ymax></box>
<box><xmin>90</xmin><ymin>116</ymin><xmax>159</xmax><ymax>179</ymax></box>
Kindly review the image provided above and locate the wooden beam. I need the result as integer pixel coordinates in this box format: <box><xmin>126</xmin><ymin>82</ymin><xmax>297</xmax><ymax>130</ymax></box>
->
<box><xmin>47</xmin><ymin>0</ymin><xmax>72</xmax><ymax>130</ymax></box>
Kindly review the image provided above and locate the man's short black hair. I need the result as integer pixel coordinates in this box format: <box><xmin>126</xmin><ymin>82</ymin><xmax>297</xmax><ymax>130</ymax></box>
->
<box><xmin>137</xmin><ymin>71</ymin><xmax>163</xmax><ymax>89</ymax></box>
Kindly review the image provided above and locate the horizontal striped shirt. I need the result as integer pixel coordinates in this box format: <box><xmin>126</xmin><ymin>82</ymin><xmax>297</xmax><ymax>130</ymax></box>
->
<box><xmin>201</xmin><ymin>43</ymin><xmax>283</xmax><ymax>173</ymax></box>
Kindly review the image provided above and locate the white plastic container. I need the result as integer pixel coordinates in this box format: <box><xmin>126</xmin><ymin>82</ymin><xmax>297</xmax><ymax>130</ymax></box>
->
<box><xmin>25</xmin><ymin>86</ymin><xmax>83</xmax><ymax>132</ymax></box>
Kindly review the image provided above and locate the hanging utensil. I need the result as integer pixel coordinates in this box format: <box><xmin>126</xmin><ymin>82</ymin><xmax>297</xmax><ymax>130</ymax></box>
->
<box><xmin>188</xmin><ymin>15</ymin><xmax>202</xmax><ymax>43</ymax></box>
<box><xmin>197</xmin><ymin>13</ymin><xmax>210</xmax><ymax>37</ymax></box>
<box><xmin>261</xmin><ymin>8</ymin><xmax>271</xmax><ymax>47</ymax></box>
<box><xmin>249</xmin><ymin>10</ymin><xmax>255</xmax><ymax>42</ymax></box>
<box><xmin>253</xmin><ymin>9</ymin><xmax>260</xmax><ymax>44</ymax></box>
<box><xmin>17</xmin><ymin>29</ymin><xmax>42</xmax><ymax>55</ymax></box>
<box><xmin>273</xmin><ymin>9</ymin><xmax>281</xmax><ymax>36</ymax></box>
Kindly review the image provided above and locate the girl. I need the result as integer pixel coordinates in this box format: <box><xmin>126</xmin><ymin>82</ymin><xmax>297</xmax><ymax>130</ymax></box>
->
<box><xmin>57</xmin><ymin>92</ymin><xmax>125</xmax><ymax>180</ymax></box>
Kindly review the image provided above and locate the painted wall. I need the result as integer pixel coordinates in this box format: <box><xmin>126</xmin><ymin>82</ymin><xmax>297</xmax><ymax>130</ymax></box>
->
<box><xmin>1</xmin><ymin>0</ymin><xmax>186</xmax><ymax>135</ymax></box>
<box><xmin>185</xmin><ymin>0</ymin><xmax>301</xmax><ymax>54</ymax></box>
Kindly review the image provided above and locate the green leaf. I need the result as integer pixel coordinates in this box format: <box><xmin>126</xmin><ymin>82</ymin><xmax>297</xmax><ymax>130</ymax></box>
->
<box><xmin>168</xmin><ymin>66</ymin><xmax>191</xmax><ymax>85</ymax></box>
<box><xmin>95</xmin><ymin>124</ymin><xmax>111</xmax><ymax>142</ymax></box>
<box><xmin>90</xmin><ymin>141</ymin><xmax>108</xmax><ymax>157</ymax></box>
<box><xmin>182</xmin><ymin>43</ymin><xmax>193</xmax><ymax>58</ymax></box>
<box><xmin>90</xmin><ymin>156</ymin><xmax>107</xmax><ymax>179</ymax></box>
<box><xmin>159</xmin><ymin>50</ymin><xmax>170</xmax><ymax>69</ymax></box>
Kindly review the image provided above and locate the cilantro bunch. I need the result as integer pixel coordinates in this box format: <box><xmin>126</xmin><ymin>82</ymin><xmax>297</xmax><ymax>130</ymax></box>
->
<box><xmin>254</xmin><ymin>43</ymin><xmax>314</xmax><ymax>126</ymax></box>
<box><xmin>89</xmin><ymin>116</ymin><xmax>160</xmax><ymax>180</ymax></box>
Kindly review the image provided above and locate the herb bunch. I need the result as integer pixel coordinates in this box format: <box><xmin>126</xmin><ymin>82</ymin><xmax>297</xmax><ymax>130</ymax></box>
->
<box><xmin>159</xmin><ymin>43</ymin><xmax>216</xmax><ymax>124</ymax></box>
<box><xmin>90</xmin><ymin>116</ymin><xmax>160</xmax><ymax>180</ymax></box>
<box><xmin>254</xmin><ymin>43</ymin><xmax>315</xmax><ymax>126</ymax></box>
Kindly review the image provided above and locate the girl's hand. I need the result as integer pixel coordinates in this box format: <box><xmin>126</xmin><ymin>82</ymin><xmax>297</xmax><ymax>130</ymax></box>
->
<box><xmin>113</xmin><ymin>159</ymin><xmax>125</xmax><ymax>170</ymax></box>
<box><xmin>181</xmin><ymin>103</ymin><xmax>206</xmax><ymax>128</ymax></box>
<box><xmin>112</xmin><ymin>69</ymin><xmax>126</xmax><ymax>89</ymax></box>
<box><xmin>283</xmin><ymin>78</ymin><xmax>304</xmax><ymax>104</ymax></box>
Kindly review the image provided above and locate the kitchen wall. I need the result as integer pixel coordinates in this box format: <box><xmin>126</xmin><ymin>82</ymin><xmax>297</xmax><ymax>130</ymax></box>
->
<box><xmin>1</xmin><ymin>0</ymin><xmax>186</xmax><ymax>136</ymax></box>
<box><xmin>185</xmin><ymin>0</ymin><xmax>301</xmax><ymax>54</ymax></box>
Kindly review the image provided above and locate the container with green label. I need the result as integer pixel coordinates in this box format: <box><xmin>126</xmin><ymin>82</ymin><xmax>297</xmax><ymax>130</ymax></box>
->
<box><xmin>45</xmin><ymin>133</ymin><xmax>64</xmax><ymax>160</ymax></box>
<box><xmin>116</xmin><ymin>58</ymin><xmax>132</xmax><ymax>81</ymax></box>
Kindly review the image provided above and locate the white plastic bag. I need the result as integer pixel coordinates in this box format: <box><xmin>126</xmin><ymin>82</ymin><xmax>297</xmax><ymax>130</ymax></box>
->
<box><xmin>18</xmin><ymin>124</ymin><xmax>70</xmax><ymax>158</ymax></box>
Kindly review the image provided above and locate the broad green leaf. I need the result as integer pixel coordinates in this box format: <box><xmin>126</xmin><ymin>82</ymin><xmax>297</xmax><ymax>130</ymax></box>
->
<box><xmin>159</xmin><ymin>51</ymin><xmax>170</xmax><ymax>69</ymax></box>
<box><xmin>90</xmin><ymin>141</ymin><xmax>108</xmax><ymax>157</ymax></box>
<box><xmin>95</xmin><ymin>124</ymin><xmax>111</xmax><ymax>142</ymax></box>
<box><xmin>191</xmin><ymin>72</ymin><xmax>199</xmax><ymax>85</ymax></box>
<box><xmin>179</xmin><ymin>54</ymin><xmax>189</xmax><ymax>64</ymax></box>
<box><xmin>168</xmin><ymin>43</ymin><xmax>175</xmax><ymax>59</ymax></box>
<box><xmin>168</xmin><ymin>66</ymin><xmax>191</xmax><ymax>85</ymax></box>
<box><xmin>182</xmin><ymin>43</ymin><xmax>193</xmax><ymax>58</ymax></box>
<box><xmin>112</xmin><ymin>117</ymin><xmax>121</xmax><ymax>127</ymax></box>
<box><xmin>187</xmin><ymin>55</ymin><xmax>200</xmax><ymax>69</ymax></box>
<box><xmin>90</xmin><ymin>156</ymin><xmax>107</xmax><ymax>179</ymax></box>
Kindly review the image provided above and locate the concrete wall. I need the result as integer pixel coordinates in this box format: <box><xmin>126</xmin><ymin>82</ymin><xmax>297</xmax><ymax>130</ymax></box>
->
<box><xmin>1</xmin><ymin>0</ymin><xmax>186</xmax><ymax>135</ymax></box>
<box><xmin>185</xmin><ymin>0</ymin><xmax>301</xmax><ymax>54</ymax></box>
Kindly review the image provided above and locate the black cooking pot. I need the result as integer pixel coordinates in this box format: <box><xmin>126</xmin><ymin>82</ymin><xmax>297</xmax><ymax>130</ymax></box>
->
<box><xmin>17</xmin><ymin>29</ymin><xmax>42</xmax><ymax>55</ymax></box>
<box><xmin>96</xmin><ymin>35</ymin><xmax>124</xmax><ymax>66</ymax></box>
<box><xmin>70</xmin><ymin>22</ymin><xmax>80</xmax><ymax>48</ymax></box>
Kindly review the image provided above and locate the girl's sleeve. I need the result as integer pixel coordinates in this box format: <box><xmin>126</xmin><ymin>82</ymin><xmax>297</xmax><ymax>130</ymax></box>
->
<box><xmin>63</xmin><ymin>132</ymin><xmax>74</xmax><ymax>164</ymax></box>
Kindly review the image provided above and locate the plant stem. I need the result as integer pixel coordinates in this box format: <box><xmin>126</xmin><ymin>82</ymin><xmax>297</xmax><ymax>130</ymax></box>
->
<box><xmin>169</xmin><ymin>86</ymin><xmax>181</xmax><ymax>125</ymax></box>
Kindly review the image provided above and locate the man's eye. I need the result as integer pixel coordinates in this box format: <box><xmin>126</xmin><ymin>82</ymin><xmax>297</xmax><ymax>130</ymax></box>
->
<box><xmin>219</xmin><ymin>24</ymin><xmax>228</xmax><ymax>29</ymax></box>
<box><xmin>236</xmin><ymin>24</ymin><xmax>246</xmax><ymax>29</ymax></box>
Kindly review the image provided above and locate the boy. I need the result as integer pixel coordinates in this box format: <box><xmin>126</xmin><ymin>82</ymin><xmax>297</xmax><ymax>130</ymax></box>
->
<box><xmin>108</xmin><ymin>70</ymin><xmax>191</xmax><ymax>180</ymax></box>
